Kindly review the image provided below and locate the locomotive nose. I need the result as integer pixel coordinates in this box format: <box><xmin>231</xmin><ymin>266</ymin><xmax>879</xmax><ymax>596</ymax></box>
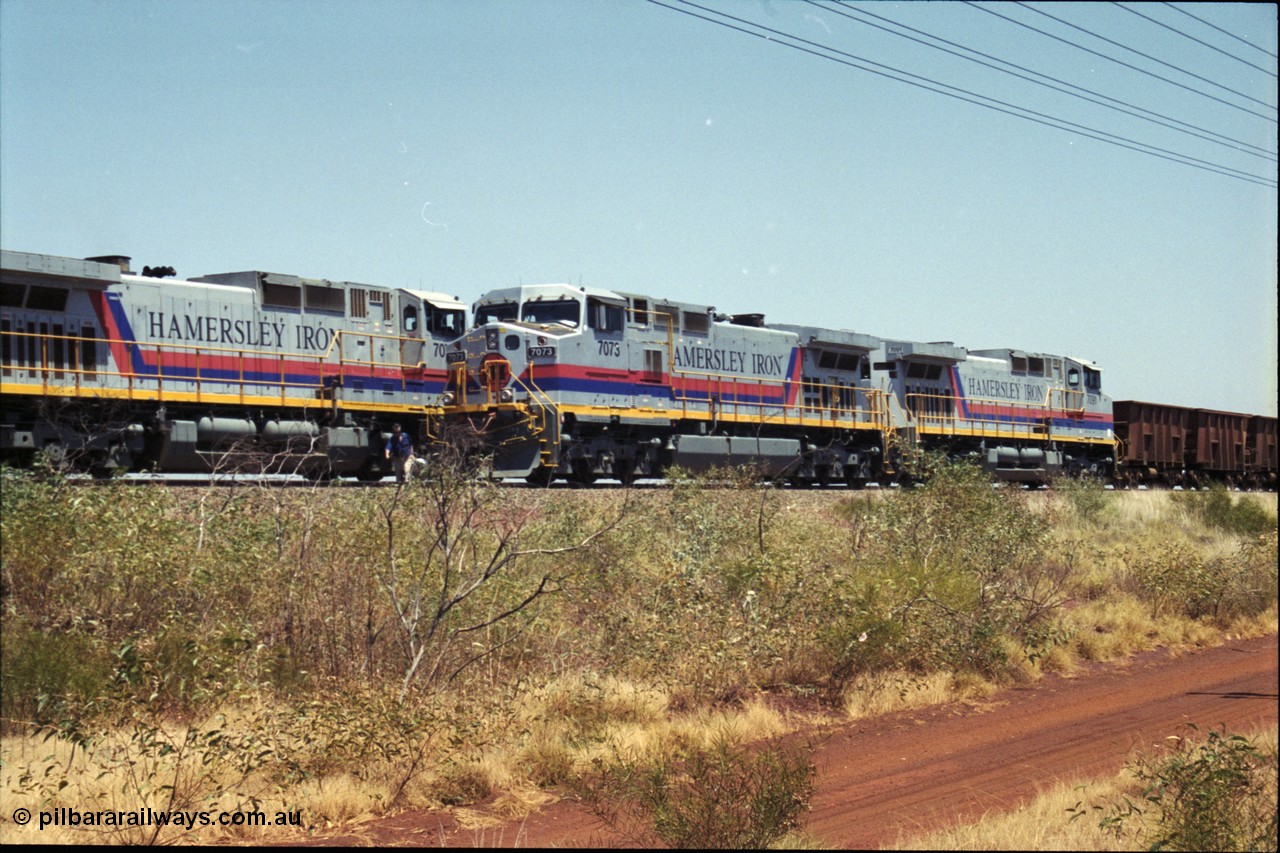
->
<box><xmin>442</xmin><ymin>350</ymin><xmax>515</xmax><ymax>408</ymax></box>
<box><xmin>480</xmin><ymin>353</ymin><xmax>512</xmax><ymax>399</ymax></box>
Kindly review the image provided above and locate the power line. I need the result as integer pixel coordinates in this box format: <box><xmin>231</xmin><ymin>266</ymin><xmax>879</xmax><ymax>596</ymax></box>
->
<box><xmin>647</xmin><ymin>0</ymin><xmax>1277</xmax><ymax>188</ymax></box>
<box><xmin>998</xmin><ymin>1</ymin><xmax>1276</xmax><ymax>119</ymax></box>
<box><xmin>1163</xmin><ymin>2</ymin><xmax>1279</xmax><ymax>61</ymax></box>
<box><xmin>1112</xmin><ymin>2</ymin><xmax>1277</xmax><ymax>79</ymax></box>
<box><xmin>818</xmin><ymin>0</ymin><xmax>1275</xmax><ymax>162</ymax></box>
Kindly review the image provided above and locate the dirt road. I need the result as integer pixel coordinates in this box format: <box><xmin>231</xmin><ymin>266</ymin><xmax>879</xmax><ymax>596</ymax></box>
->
<box><xmin>314</xmin><ymin>635</ymin><xmax>1278</xmax><ymax>848</ymax></box>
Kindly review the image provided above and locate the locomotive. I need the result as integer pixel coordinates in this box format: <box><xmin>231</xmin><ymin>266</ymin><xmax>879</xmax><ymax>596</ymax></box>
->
<box><xmin>437</xmin><ymin>283</ymin><xmax>1119</xmax><ymax>486</ymax></box>
<box><xmin>1</xmin><ymin>248</ymin><xmax>1275</xmax><ymax>487</ymax></box>
<box><xmin>0</xmin><ymin>249</ymin><xmax>464</xmax><ymax>479</ymax></box>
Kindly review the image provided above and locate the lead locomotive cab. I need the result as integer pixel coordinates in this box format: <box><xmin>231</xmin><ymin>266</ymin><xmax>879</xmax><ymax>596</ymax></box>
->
<box><xmin>444</xmin><ymin>283</ymin><xmax>632</xmax><ymax>410</ymax></box>
<box><xmin>441</xmin><ymin>283</ymin><xmax>720</xmax><ymax>482</ymax></box>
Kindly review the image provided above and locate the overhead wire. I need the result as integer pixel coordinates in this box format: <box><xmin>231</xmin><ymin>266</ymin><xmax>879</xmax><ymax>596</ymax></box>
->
<box><xmin>1163</xmin><ymin>2</ymin><xmax>1278</xmax><ymax>61</ymax></box>
<box><xmin>991</xmin><ymin>2</ymin><xmax>1276</xmax><ymax>120</ymax></box>
<box><xmin>646</xmin><ymin>0</ymin><xmax>1277</xmax><ymax>188</ymax></box>
<box><xmin>1111</xmin><ymin>1</ymin><xmax>1277</xmax><ymax>79</ymax></box>
<box><xmin>816</xmin><ymin>0</ymin><xmax>1275</xmax><ymax>162</ymax></box>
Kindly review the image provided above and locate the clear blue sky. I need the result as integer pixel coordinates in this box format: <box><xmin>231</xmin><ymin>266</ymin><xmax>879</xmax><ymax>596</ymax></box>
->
<box><xmin>2</xmin><ymin>0</ymin><xmax>1275</xmax><ymax>415</ymax></box>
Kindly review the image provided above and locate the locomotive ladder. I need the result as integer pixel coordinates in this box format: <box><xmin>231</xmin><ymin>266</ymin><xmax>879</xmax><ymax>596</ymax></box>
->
<box><xmin>878</xmin><ymin>390</ymin><xmax>915</xmax><ymax>478</ymax></box>
<box><xmin>506</xmin><ymin>363</ymin><xmax>559</xmax><ymax>470</ymax></box>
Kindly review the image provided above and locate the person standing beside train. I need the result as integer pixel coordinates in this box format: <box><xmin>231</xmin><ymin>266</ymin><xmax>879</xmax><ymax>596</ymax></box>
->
<box><xmin>384</xmin><ymin>423</ymin><xmax>414</xmax><ymax>484</ymax></box>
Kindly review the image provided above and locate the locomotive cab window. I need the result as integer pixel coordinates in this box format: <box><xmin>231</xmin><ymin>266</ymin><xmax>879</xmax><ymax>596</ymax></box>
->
<box><xmin>521</xmin><ymin>298</ymin><xmax>580</xmax><ymax>328</ymax></box>
<box><xmin>403</xmin><ymin>305</ymin><xmax>419</xmax><ymax>333</ymax></box>
<box><xmin>476</xmin><ymin>301</ymin><xmax>517</xmax><ymax>325</ymax></box>
<box><xmin>1084</xmin><ymin>367</ymin><xmax>1101</xmax><ymax>391</ymax></box>
<box><xmin>587</xmin><ymin>298</ymin><xmax>624</xmax><ymax>333</ymax></box>
<box><xmin>427</xmin><ymin>306</ymin><xmax>464</xmax><ymax>337</ymax></box>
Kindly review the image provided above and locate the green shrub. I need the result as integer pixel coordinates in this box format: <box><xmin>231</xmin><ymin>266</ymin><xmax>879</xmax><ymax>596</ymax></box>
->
<box><xmin>832</xmin><ymin>461</ymin><xmax>1060</xmax><ymax>682</ymax></box>
<box><xmin>0</xmin><ymin>623</ymin><xmax>111</xmax><ymax>730</ymax></box>
<box><xmin>1053</xmin><ymin>474</ymin><xmax>1110</xmax><ymax>522</ymax></box>
<box><xmin>1171</xmin><ymin>487</ymin><xmax>1277</xmax><ymax>537</ymax></box>
<box><xmin>1096</xmin><ymin>726</ymin><xmax>1278</xmax><ymax>852</ymax></box>
<box><xmin>1123</xmin><ymin>531</ymin><xmax>1278</xmax><ymax>623</ymax></box>
<box><xmin>575</xmin><ymin>733</ymin><xmax>815</xmax><ymax>848</ymax></box>
<box><xmin>1122</xmin><ymin>542</ymin><xmax>1230</xmax><ymax>620</ymax></box>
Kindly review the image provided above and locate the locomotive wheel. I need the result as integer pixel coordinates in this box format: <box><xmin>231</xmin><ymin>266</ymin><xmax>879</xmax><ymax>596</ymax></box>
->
<box><xmin>356</xmin><ymin>461</ymin><xmax>385</xmax><ymax>483</ymax></box>
<box><xmin>570</xmin><ymin>459</ymin><xmax>597</xmax><ymax>486</ymax></box>
<box><xmin>525</xmin><ymin>466</ymin><xmax>556</xmax><ymax>487</ymax></box>
<box><xmin>38</xmin><ymin>442</ymin><xmax>72</xmax><ymax>474</ymax></box>
<box><xmin>87</xmin><ymin>454</ymin><xmax>131</xmax><ymax>479</ymax></box>
<box><xmin>301</xmin><ymin>461</ymin><xmax>336</xmax><ymax>483</ymax></box>
<box><xmin>843</xmin><ymin>465</ymin><xmax>867</xmax><ymax>490</ymax></box>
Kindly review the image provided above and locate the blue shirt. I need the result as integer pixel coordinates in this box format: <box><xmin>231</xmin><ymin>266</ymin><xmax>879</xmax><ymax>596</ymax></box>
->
<box><xmin>386</xmin><ymin>431</ymin><xmax>413</xmax><ymax>458</ymax></box>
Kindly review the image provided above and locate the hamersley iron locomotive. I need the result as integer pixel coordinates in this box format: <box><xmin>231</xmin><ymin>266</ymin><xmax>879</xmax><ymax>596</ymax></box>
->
<box><xmin>1</xmin><ymin>249</ymin><xmax>1275</xmax><ymax>488</ymax></box>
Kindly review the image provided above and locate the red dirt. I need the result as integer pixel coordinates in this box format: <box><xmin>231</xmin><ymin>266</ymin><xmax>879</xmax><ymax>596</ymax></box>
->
<box><xmin>303</xmin><ymin>635</ymin><xmax>1278</xmax><ymax>848</ymax></box>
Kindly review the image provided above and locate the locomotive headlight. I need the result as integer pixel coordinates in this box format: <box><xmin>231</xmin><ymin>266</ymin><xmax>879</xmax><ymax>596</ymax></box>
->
<box><xmin>442</xmin><ymin>391</ymin><xmax>456</xmax><ymax>405</ymax></box>
<box><xmin>499</xmin><ymin>388</ymin><xmax>514</xmax><ymax>403</ymax></box>
<box><xmin>486</xmin><ymin>329</ymin><xmax>500</xmax><ymax>351</ymax></box>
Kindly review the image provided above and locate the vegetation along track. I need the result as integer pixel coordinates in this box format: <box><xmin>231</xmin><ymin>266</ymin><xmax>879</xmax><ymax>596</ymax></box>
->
<box><xmin>303</xmin><ymin>635</ymin><xmax>1278</xmax><ymax>848</ymax></box>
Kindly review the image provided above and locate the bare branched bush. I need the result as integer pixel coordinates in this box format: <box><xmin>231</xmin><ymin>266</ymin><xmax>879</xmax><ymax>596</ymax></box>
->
<box><xmin>376</xmin><ymin>436</ymin><xmax>629</xmax><ymax>699</ymax></box>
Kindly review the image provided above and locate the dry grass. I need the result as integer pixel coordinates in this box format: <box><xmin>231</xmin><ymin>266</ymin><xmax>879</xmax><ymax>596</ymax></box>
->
<box><xmin>0</xmin><ymin>675</ymin><xmax>808</xmax><ymax>846</ymax></box>
<box><xmin>891</xmin><ymin>723</ymin><xmax>1278</xmax><ymax>851</ymax></box>
<box><xmin>841</xmin><ymin>671</ymin><xmax>986</xmax><ymax>720</ymax></box>
<box><xmin>0</xmin><ymin>721</ymin><xmax>310</xmax><ymax>846</ymax></box>
<box><xmin>888</xmin><ymin>776</ymin><xmax>1139</xmax><ymax>851</ymax></box>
